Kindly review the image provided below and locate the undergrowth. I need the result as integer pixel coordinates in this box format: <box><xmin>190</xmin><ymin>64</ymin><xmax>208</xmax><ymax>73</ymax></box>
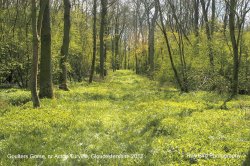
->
<box><xmin>0</xmin><ymin>70</ymin><xmax>249</xmax><ymax>165</ymax></box>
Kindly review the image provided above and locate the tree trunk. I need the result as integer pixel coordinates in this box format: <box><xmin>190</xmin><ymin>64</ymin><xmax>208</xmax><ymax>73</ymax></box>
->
<box><xmin>157</xmin><ymin>0</ymin><xmax>185</xmax><ymax>92</ymax></box>
<box><xmin>30</xmin><ymin>0</ymin><xmax>48</xmax><ymax>107</ymax></box>
<box><xmin>194</xmin><ymin>0</ymin><xmax>199</xmax><ymax>37</ymax></box>
<box><xmin>200</xmin><ymin>0</ymin><xmax>214</xmax><ymax>70</ymax></box>
<box><xmin>100</xmin><ymin>0</ymin><xmax>108</xmax><ymax>79</ymax></box>
<box><xmin>148</xmin><ymin>1</ymin><xmax>158</xmax><ymax>74</ymax></box>
<box><xmin>223</xmin><ymin>3</ymin><xmax>229</xmax><ymax>34</ymax></box>
<box><xmin>229</xmin><ymin>0</ymin><xmax>239</xmax><ymax>97</ymax></box>
<box><xmin>124</xmin><ymin>39</ymin><xmax>127</xmax><ymax>69</ymax></box>
<box><xmin>59</xmin><ymin>0</ymin><xmax>71</xmax><ymax>91</ymax></box>
<box><xmin>31</xmin><ymin>0</ymin><xmax>40</xmax><ymax>108</ymax></box>
<box><xmin>89</xmin><ymin>0</ymin><xmax>97</xmax><ymax>83</ymax></box>
<box><xmin>115</xmin><ymin>22</ymin><xmax>120</xmax><ymax>70</ymax></box>
<box><xmin>39</xmin><ymin>0</ymin><xmax>54</xmax><ymax>98</ymax></box>
<box><xmin>211</xmin><ymin>0</ymin><xmax>215</xmax><ymax>36</ymax></box>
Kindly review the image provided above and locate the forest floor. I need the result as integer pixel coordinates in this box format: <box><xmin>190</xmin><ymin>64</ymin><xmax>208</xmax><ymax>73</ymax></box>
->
<box><xmin>0</xmin><ymin>70</ymin><xmax>249</xmax><ymax>166</ymax></box>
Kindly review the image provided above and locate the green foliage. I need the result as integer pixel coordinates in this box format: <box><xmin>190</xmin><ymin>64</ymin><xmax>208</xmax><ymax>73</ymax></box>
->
<box><xmin>0</xmin><ymin>5</ymin><xmax>31</xmax><ymax>88</ymax></box>
<box><xmin>50</xmin><ymin>10</ymin><xmax>92</xmax><ymax>83</ymax></box>
<box><xmin>153</xmin><ymin>30</ymin><xmax>250</xmax><ymax>93</ymax></box>
<box><xmin>0</xmin><ymin>71</ymin><xmax>249</xmax><ymax>165</ymax></box>
<box><xmin>0</xmin><ymin>6</ymin><xmax>93</xmax><ymax>87</ymax></box>
<box><xmin>0</xmin><ymin>89</ymin><xmax>30</xmax><ymax>106</ymax></box>
<box><xmin>0</xmin><ymin>42</ymin><xmax>31</xmax><ymax>88</ymax></box>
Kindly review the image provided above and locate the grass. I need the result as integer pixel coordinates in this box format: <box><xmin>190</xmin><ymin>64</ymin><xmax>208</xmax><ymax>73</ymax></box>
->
<box><xmin>0</xmin><ymin>70</ymin><xmax>249</xmax><ymax>166</ymax></box>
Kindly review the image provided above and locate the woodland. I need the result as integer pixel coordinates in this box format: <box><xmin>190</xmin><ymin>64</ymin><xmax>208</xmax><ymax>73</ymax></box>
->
<box><xmin>0</xmin><ymin>0</ymin><xmax>250</xmax><ymax>165</ymax></box>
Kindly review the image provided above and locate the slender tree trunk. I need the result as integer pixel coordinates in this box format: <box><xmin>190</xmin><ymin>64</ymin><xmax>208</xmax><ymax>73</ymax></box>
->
<box><xmin>59</xmin><ymin>0</ymin><xmax>71</xmax><ymax>91</ymax></box>
<box><xmin>100</xmin><ymin>0</ymin><xmax>108</xmax><ymax>79</ymax></box>
<box><xmin>193</xmin><ymin>0</ymin><xmax>200</xmax><ymax>60</ymax></box>
<box><xmin>89</xmin><ymin>0</ymin><xmax>97</xmax><ymax>83</ymax></box>
<box><xmin>221</xmin><ymin>0</ymin><xmax>239</xmax><ymax>108</ymax></box>
<box><xmin>194</xmin><ymin>0</ymin><xmax>199</xmax><ymax>37</ymax></box>
<box><xmin>127</xmin><ymin>47</ymin><xmax>130</xmax><ymax>69</ymax></box>
<box><xmin>229</xmin><ymin>0</ymin><xmax>239</xmax><ymax>97</ymax></box>
<box><xmin>211</xmin><ymin>0</ymin><xmax>215</xmax><ymax>36</ymax></box>
<box><xmin>114</xmin><ymin>3</ymin><xmax>120</xmax><ymax>71</ymax></box>
<box><xmin>223</xmin><ymin>3</ymin><xmax>229</xmax><ymax>34</ymax></box>
<box><xmin>115</xmin><ymin>22</ymin><xmax>120</xmax><ymax>70</ymax></box>
<box><xmin>168</xmin><ymin>1</ymin><xmax>189</xmax><ymax>92</ymax></box>
<box><xmin>104</xmin><ymin>42</ymin><xmax>107</xmax><ymax>76</ymax></box>
<box><xmin>135</xmin><ymin>54</ymin><xmax>139</xmax><ymax>74</ymax></box>
<box><xmin>157</xmin><ymin>0</ymin><xmax>184</xmax><ymax>92</ymax></box>
<box><xmin>111</xmin><ymin>36</ymin><xmax>115</xmax><ymax>71</ymax></box>
<box><xmin>124</xmin><ymin>39</ymin><xmax>127</xmax><ymax>69</ymax></box>
<box><xmin>31</xmin><ymin>0</ymin><xmax>40</xmax><ymax>108</ymax></box>
<box><xmin>39</xmin><ymin>0</ymin><xmax>54</xmax><ymax>98</ymax></box>
<box><xmin>200</xmin><ymin>0</ymin><xmax>214</xmax><ymax>70</ymax></box>
<box><xmin>30</xmin><ymin>0</ymin><xmax>48</xmax><ymax>107</ymax></box>
<box><xmin>178</xmin><ymin>29</ymin><xmax>188</xmax><ymax>92</ymax></box>
<box><xmin>148</xmin><ymin>1</ymin><xmax>158</xmax><ymax>74</ymax></box>
<box><xmin>180</xmin><ymin>33</ymin><xmax>188</xmax><ymax>92</ymax></box>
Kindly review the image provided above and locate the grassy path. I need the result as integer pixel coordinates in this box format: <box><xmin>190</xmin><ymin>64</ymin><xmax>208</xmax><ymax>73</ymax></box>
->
<box><xmin>0</xmin><ymin>70</ymin><xmax>249</xmax><ymax>165</ymax></box>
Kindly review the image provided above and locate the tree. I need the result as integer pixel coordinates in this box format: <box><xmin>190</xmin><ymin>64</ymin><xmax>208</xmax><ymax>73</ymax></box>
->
<box><xmin>89</xmin><ymin>0</ymin><xmax>97</xmax><ymax>83</ymax></box>
<box><xmin>109</xmin><ymin>0</ymin><xmax>128</xmax><ymax>71</ymax></box>
<box><xmin>156</xmin><ymin>0</ymin><xmax>185</xmax><ymax>92</ymax></box>
<box><xmin>221</xmin><ymin>0</ymin><xmax>250</xmax><ymax>108</ymax></box>
<box><xmin>147</xmin><ymin>0</ymin><xmax>158</xmax><ymax>73</ymax></box>
<box><xmin>200</xmin><ymin>0</ymin><xmax>214</xmax><ymax>70</ymax></box>
<box><xmin>211</xmin><ymin>0</ymin><xmax>215</xmax><ymax>36</ymax></box>
<box><xmin>193</xmin><ymin>0</ymin><xmax>200</xmax><ymax>37</ymax></box>
<box><xmin>229</xmin><ymin>0</ymin><xmax>238</xmax><ymax>97</ymax></box>
<box><xmin>59</xmin><ymin>0</ymin><xmax>71</xmax><ymax>91</ymax></box>
<box><xmin>31</xmin><ymin>0</ymin><xmax>40</xmax><ymax>108</ymax></box>
<box><xmin>134</xmin><ymin>0</ymin><xmax>141</xmax><ymax>74</ymax></box>
<box><xmin>39</xmin><ymin>0</ymin><xmax>54</xmax><ymax>98</ymax></box>
<box><xmin>168</xmin><ymin>0</ymin><xmax>189</xmax><ymax>92</ymax></box>
<box><xmin>100</xmin><ymin>0</ymin><xmax>108</xmax><ymax>79</ymax></box>
<box><xmin>30</xmin><ymin>0</ymin><xmax>48</xmax><ymax>108</ymax></box>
